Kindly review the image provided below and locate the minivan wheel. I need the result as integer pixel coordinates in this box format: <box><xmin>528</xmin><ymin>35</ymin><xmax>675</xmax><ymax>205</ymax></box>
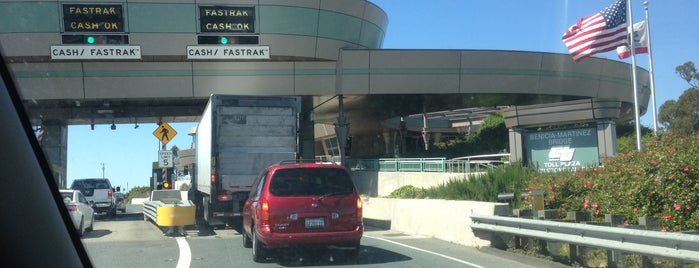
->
<box><xmin>242</xmin><ymin>231</ymin><xmax>252</xmax><ymax>248</ymax></box>
<box><xmin>252</xmin><ymin>229</ymin><xmax>268</xmax><ymax>262</ymax></box>
<box><xmin>345</xmin><ymin>241</ymin><xmax>360</xmax><ymax>260</ymax></box>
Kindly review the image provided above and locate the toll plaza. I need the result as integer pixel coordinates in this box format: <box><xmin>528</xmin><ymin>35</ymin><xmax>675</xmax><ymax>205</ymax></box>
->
<box><xmin>0</xmin><ymin>0</ymin><xmax>650</xmax><ymax>187</ymax></box>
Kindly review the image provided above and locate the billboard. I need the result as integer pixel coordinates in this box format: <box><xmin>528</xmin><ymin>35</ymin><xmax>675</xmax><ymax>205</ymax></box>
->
<box><xmin>524</xmin><ymin>127</ymin><xmax>599</xmax><ymax>172</ymax></box>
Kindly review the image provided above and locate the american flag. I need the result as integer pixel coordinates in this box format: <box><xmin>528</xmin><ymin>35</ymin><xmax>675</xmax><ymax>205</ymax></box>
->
<box><xmin>562</xmin><ymin>0</ymin><xmax>628</xmax><ymax>62</ymax></box>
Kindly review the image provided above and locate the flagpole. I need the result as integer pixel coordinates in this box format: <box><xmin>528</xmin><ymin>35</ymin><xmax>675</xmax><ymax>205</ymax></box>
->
<box><xmin>645</xmin><ymin>1</ymin><xmax>658</xmax><ymax>136</ymax></box>
<box><xmin>627</xmin><ymin>0</ymin><xmax>643</xmax><ymax>151</ymax></box>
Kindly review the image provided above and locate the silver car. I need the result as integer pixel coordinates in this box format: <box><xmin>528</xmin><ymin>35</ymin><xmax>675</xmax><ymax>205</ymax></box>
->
<box><xmin>60</xmin><ymin>189</ymin><xmax>94</xmax><ymax>236</ymax></box>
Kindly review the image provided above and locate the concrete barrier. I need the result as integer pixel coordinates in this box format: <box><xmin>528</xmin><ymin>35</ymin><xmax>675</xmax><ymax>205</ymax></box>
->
<box><xmin>362</xmin><ymin>197</ymin><xmax>510</xmax><ymax>247</ymax></box>
<box><xmin>130</xmin><ymin>198</ymin><xmax>148</xmax><ymax>205</ymax></box>
<box><xmin>351</xmin><ymin>171</ymin><xmax>482</xmax><ymax>197</ymax></box>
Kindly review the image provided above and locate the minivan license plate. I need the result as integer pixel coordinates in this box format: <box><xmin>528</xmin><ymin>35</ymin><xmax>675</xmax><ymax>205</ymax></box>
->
<box><xmin>305</xmin><ymin>217</ymin><xmax>325</xmax><ymax>229</ymax></box>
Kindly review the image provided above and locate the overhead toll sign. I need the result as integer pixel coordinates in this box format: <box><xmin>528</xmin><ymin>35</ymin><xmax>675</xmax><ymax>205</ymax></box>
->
<box><xmin>62</xmin><ymin>4</ymin><xmax>124</xmax><ymax>33</ymax></box>
<box><xmin>53</xmin><ymin>4</ymin><xmax>138</xmax><ymax>60</ymax></box>
<box><xmin>50</xmin><ymin>45</ymin><xmax>141</xmax><ymax>60</ymax></box>
<box><xmin>186</xmin><ymin>45</ymin><xmax>270</xmax><ymax>60</ymax></box>
<box><xmin>189</xmin><ymin>6</ymin><xmax>265</xmax><ymax>60</ymax></box>
<box><xmin>153</xmin><ymin>122</ymin><xmax>177</xmax><ymax>145</ymax></box>
<box><xmin>199</xmin><ymin>6</ymin><xmax>255</xmax><ymax>33</ymax></box>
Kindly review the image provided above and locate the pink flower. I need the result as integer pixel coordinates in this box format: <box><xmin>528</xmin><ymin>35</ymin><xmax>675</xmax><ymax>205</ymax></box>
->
<box><xmin>633</xmin><ymin>207</ymin><xmax>638</xmax><ymax>212</ymax></box>
<box><xmin>583</xmin><ymin>199</ymin><xmax>590</xmax><ymax>209</ymax></box>
<box><xmin>673</xmin><ymin>203</ymin><xmax>682</xmax><ymax>211</ymax></box>
<box><xmin>592</xmin><ymin>203</ymin><xmax>599</xmax><ymax>209</ymax></box>
<box><xmin>594</xmin><ymin>209</ymin><xmax>601</xmax><ymax>216</ymax></box>
<box><xmin>661</xmin><ymin>227</ymin><xmax>667</xmax><ymax>232</ymax></box>
<box><xmin>663</xmin><ymin>213</ymin><xmax>672</xmax><ymax>219</ymax></box>
<box><xmin>624</xmin><ymin>221</ymin><xmax>630</xmax><ymax>226</ymax></box>
<box><xmin>584</xmin><ymin>181</ymin><xmax>591</xmax><ymax>188</ymax></box>
<box><xmin>561</xmin><ymin>203</ymin><xmax>566</xmax><ymax>208</ymax></box>
<box><xmin>650</xmin><ymin>160</ymin><xmax>658</xmax><ymax>166</ymax></box>
<box><xmin>683</xmin><ymin>166</ymin><xmax>690</xmax><ymax>173</ymax></box>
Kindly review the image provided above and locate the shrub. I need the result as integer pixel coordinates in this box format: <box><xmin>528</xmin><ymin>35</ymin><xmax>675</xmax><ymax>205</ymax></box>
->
<box><xmin>523</xmin><ymin>134</ymin><xmax>699</xmax><ymax>231</ymax></box>
<box><xmin>387</xmin><ymin>185</ymin><xmax>426</xmax><ymax>199</ymax></box>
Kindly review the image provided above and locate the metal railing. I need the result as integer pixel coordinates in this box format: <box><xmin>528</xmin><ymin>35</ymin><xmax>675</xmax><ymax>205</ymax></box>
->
<box><xmin>446</xmin><ymin>153</ymin><xmax>509</xmax><ymax>173</ymax></box>
<box><xmin>470</xmin><ymin>213</ymin><xmax>699</xmax><ymax>262</ymax></box>
<box><xmin>347</xmin><ymin>153</ymin><xmax>509</xmax><ymax>173</ymax></box>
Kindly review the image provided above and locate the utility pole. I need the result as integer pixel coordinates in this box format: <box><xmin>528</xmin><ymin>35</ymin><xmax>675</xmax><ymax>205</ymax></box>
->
<box><xmin>101</xmin><ymin>163</ymin><xmax>105</xmax><ymax>178</ymax></box>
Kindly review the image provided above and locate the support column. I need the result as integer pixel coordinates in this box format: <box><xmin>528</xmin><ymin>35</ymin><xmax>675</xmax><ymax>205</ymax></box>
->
<box><xmin>508</xmin><ymin>127</ymin><xmax>523</xmax><ymax>163</ymax></box>
<box><xmin>300</xmin><ymin>96</ymin><xmax>315</xmax><ymax>161</ymax></box>
<box><xmin>597</xmin><ymin>119</ymin><xmax>618</xmax><ymax>163</ymax></box>
<box><xmin>39</xmin><ymin>120</ymin><xmax>68</xmax><ymax>188</ymax></box>
<box><xmin>382</xmin><ymin>128</ymin><xmax>393</xmax><ymax>155</ymax></box>
<box><xmin>398</xmin><ymin>117</ymin><xmax>407</xmax><ymax>156</ymax></box>
<box><xmin>421</xmin><ymin>113</ymin><xmax>430</xmax><ymax>151</ymax></box>
<box><xmin>335</xmin><ymin>95</ymin><xmax>349</xmax><ymax>166</ymax></box>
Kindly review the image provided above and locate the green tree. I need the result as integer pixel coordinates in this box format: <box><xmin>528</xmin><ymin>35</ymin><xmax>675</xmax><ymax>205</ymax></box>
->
<box><xmin>658</xmin><ymin>62</ymin><xmax>699</xmax><ymax>136</ymax></box>
<box><xmin>431</xmin><ymin>112</ymin><xmax>508</xmax><ymax>158</ymax></box>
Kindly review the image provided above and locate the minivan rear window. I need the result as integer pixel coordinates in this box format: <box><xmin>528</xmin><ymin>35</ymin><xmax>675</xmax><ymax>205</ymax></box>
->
<box><xmin>269</xmin><ymin>168</ymin><xmax>354</xmax><ymax>197</ymax></box>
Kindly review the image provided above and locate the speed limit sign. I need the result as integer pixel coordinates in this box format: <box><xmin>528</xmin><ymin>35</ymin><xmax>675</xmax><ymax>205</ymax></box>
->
<box><xmin>158</xmin><ymin>150</ymin><xmax>173</xmax><ymax>168</ymax></box>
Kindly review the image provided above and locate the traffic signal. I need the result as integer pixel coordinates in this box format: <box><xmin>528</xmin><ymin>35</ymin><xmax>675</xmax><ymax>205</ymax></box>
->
<box><xmin>163</xmin><ymin>181</ymin><xmax>170</xmax><ymax>189</ymax></box>
<box><xmin>197</xmin><ymin>35</ymin><xmax>259</xmax><ymax>45</ymax></box>
<box><xmin>62</xmin><ymin>34</ymin><xmax>129</xmax><ymax>45</ymax></box>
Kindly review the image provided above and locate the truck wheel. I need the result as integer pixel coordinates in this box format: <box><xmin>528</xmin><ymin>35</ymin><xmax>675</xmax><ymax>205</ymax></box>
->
<box><xmin>203</xmin><ymin>196</ymin><xmax>211</xmax><ymax>223</ymax></box>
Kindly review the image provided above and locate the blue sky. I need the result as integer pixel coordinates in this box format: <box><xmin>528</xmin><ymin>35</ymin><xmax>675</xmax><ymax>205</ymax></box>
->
<box><xmin>66</xmin><ymin>0</ymin><xmax>698</xmax><ymax>191</ymax></box>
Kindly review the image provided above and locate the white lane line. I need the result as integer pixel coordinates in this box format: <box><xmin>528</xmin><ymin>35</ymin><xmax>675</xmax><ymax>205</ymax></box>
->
<box><xmin>175</xmin><ymin>237</ymin><xmax>192</xmax><ymax>268</ymax></box>
<box><xmin>364</xmin><ymin>234</ymin><xmax>485</xmax><ymax>268</ymax></box>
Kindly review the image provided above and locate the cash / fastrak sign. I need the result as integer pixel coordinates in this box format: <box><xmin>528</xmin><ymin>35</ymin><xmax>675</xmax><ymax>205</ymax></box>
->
<box><xmin>50</xmin><ymin>45</ymin><xmax>141</xmax><ymax>60</ymax></box>
<box><xmin>524</xmin><ymin>127</ymin><xmax>599</xmax><ymax>172</ymax></box>
<box><xmin>186</xmin><ymin>45</ymin><xmax>270</xmax><ymax>59</ymax></box>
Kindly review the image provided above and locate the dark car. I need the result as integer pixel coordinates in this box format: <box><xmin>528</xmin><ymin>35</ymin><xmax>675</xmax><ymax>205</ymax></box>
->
<box><xmin>70</xmin><ymin>178</ymin><xmax>118</xmax><ymax>216</ymax></box>
<box><xmin>115</xmin><ymin>192</ymin><xmax>126</xmax><ymax>213</ymax></box>
<box><xmin>242</xmin><ymin>161</ymin><xmax>363</xmax><ymax>262</ymax></box>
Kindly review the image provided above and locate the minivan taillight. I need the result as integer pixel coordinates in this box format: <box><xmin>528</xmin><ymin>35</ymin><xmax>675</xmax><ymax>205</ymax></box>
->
<box><xmin>260</xmin><ymin>200</ymin><xmax>270</xmax><ymax>226</ymax></box>
<box><xmin>356</xmin><ymin>197</ymin><xmax>363</xmax><ymax>222</ymax></box>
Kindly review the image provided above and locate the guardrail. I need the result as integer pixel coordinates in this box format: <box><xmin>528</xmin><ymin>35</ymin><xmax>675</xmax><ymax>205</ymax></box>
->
<box><xmin>470</xmin><ymin>213</ymin><xmax>699</xmax><ymax>263</ymax></box>
<box><xmin>347</xmin><ymin>153</ymin><xmax>509</xmax><ymax>173</ymax></box>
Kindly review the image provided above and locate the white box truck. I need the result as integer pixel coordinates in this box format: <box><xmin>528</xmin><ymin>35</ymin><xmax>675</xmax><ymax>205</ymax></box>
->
<box><xmin>193</xmin><ymin>95</ymin><xmax>301</xmax><ymax>227</ymax></box>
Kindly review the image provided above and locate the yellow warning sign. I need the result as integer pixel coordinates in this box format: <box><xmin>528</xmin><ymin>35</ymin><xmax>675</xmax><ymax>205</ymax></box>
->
<box><xmin>153</xmin><ymin>122</ymin><xmax>177</xmax><ymax>145</ymax></box>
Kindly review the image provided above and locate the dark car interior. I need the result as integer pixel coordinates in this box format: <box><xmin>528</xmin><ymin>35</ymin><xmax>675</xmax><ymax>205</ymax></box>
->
<box><xmin>0</xmin><ymin>51</ymin><xmax>92</xmax><ymax>267</ymax></box>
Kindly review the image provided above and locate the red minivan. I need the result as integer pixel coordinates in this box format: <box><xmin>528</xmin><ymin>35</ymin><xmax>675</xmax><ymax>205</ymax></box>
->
<box><xmin>242</xmin><ymin>162</ymin><xmax>363</xmax><ymax>262</ymax></box>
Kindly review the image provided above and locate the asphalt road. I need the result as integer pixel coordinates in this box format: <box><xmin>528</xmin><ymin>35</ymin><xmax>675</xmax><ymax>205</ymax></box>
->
<box><xmin>80</xmin><ymin>204</ymin><xmax>570</xmax><ymax>268</ymax></box>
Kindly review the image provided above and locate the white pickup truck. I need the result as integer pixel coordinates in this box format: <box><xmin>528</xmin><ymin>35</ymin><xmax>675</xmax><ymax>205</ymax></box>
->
<box><xmin>70</xmin><ymin>178</ymin><xmax>118</xmax><ymax>216</ymax></box>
